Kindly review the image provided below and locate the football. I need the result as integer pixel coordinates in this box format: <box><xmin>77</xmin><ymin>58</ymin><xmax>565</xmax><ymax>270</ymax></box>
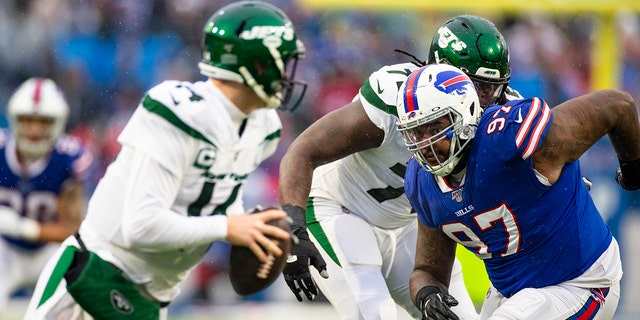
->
<box><xmin>228</xmin><ymin>216</ymin><xmax>291</xmax><ymax>296</ymax></box>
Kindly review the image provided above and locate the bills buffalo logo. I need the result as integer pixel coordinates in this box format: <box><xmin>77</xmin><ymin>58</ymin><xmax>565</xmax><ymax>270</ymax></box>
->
<box><xmin>407</xmin><ymin>111</ymin><xmax>417</xmax><ymax>119</ymax></box>
<box><xmin>435</xmin><ymin>71</ymin><xmax>473</xmax><ymax>95</ymax></box>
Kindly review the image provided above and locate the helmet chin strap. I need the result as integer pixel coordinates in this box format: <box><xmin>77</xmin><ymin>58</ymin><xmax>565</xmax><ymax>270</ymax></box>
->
<box><xmin>238</xmin><ymin>44</ymin><xmax>287</xmax><ymax>109</ymax></box>
<box><xmin>436</xmin><ymin>137</ymin><xmax>461</xmax><ymax>176</ymax></box>
<box><xmin>198</xmin><ymin>63</ymin><xmax>282</xmax><ymax>109</ymax></box>
<box><xmin>198</xmin><ymin>63</ymin><xmax>244</xmax><ymax>83</ymax></box>
<box><xmin>238</xmin><ymin>66</ymin><xmax>281</xmax><ymax>109</ymax></box>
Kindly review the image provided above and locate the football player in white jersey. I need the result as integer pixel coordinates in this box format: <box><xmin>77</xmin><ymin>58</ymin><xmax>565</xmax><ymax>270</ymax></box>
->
<box><xmin>0</xmin><ymin>78</ymin><xmax>92</xmax><ymax>315</ymax></box>
<box><xmin>280</xmin><ymin>15</ymin><xmax>518</xmax><ymax>320</ymax></box>
<box><xmin>25</xmin><ymin>2</ymin><xmax>306</xmax><ymax>319</ymax></box>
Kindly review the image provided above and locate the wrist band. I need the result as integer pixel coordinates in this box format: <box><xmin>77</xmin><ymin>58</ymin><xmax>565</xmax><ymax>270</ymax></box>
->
<box><xmin>618</xmin><ymin>156</ymin><xmax>640</xmax><ymax>190</ymax></box>
<box><xmin>19</xmin><ymin>218</ymin><xmax>40</xmax><ymax>241</ymax></box>
<box><xmin>282</xmin><ymin>204</ymin><xmax>306</xmax><ymax>228</ymax></box>
<box><xmin>415</xmin><ymin>285</ymin><xmax>442</xmax><ymax>307</ymax></box>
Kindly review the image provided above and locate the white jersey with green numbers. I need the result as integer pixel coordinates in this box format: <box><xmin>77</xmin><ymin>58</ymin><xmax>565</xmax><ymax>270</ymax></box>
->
<box><xmin>81</xmin><ymin>79</ymin><xmax>281</xmax><ymax>300</ymax></box>
<box><xmin>116</xmin><ymin>80</ymin><xmax>281</xmax><ymax>217</ymax></box>
<box><xmin>310</xmin><ymin>63</ymin><xmax>419</xmax><ymax>229</ymax></box>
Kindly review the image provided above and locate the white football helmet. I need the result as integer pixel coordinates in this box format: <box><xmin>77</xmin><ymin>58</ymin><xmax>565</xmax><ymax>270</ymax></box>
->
<box><xmin>396</xmin><ymin>64</ymin><xmax>481</xmax><ymax>176</ymax></box>
<box><xmin>7</xmin><ymin>78</ymin><xmax>69</xmax><ymax>160</ymax></box>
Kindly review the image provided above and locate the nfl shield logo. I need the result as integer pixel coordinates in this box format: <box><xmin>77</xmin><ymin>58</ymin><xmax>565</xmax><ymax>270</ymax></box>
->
<box><xmin>451</xmin><ymin>188</ymin><xmax>463</xmax><ymax>202</ymax></box>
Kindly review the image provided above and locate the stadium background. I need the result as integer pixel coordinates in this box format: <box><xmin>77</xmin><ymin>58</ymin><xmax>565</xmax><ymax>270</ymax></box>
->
<box><xmin>1</xmin><ymin>0</ymin><xmax>639</xmax><ymax>319</ymax></box>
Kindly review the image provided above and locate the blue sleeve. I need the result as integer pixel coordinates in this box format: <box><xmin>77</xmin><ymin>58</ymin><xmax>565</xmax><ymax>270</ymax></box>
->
<box><xmin>479</xmin><ymin>98</ymin><xmax>553</xmax><ymax>162</ymax></box>
<box><xmin>404</xmin><ymin>159</ymin><xmax>434</xmax><ymax>227</ymax></box>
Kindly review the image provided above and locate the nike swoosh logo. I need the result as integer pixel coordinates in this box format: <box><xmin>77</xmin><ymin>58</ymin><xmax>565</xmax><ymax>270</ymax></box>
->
<box><xmin>170</xmin><ymin>94</ymin><xmax>179</xmax><ymax>105</ymax></box>
<box><xmin>515</xmin><ymin>109</ymin><xmax>523</xmax><ymax>123</ymax></box>
<box><xmin>376</xmin><ymin>79</ymin><xmax>384</xmax><ymax>94</ymax></box>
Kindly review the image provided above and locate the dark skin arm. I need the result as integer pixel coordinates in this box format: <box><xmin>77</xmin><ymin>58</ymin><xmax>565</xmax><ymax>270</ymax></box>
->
<box><xmin>533</xmin><ymin>89</ymin><xmax>640</xmax><ymax>183</ymax></box>
<box><xmin>409</xmin><ymin>222</ymin><xmax>458</xmax><ymax>306</ymax></box>
<box><xmin>280</xmin><ymin>98</ymin><xmax>386</xmax><ymax>300</ymax></box>
<box><xmin>38</xmin><ymin>179</ymin><xmax>86</xmax><ymax>242</ymax></box>
<box><xmin>279</xmin><ymin>99</ymin><xmax>384</xmax><ymax>208</ymax></box>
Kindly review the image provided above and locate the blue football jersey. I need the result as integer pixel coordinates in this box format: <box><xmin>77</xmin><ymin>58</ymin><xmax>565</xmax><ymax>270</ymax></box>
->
<box><xmin>0</xmin><ymin>130</ymin><xmax>91</xmax><ymax>250</ymax></box>
<box><xmin>405</xmin><ymin>98</ymin><xmax>612</xmax><ymax>297</ymax></box>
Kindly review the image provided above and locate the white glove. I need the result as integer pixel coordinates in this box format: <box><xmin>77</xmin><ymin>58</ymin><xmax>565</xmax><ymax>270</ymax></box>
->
<box><xmin>0</xmin><ymin>206</ymin><xmax>40</xmax><ymax>241</ymax></box>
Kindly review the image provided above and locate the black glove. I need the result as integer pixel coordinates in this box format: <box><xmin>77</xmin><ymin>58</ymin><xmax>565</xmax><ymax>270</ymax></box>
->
<box><xmin>416</xmin><ymin>286</ymin><xmax>459</xmax><ymax>320</ymax></box>
<box><xmin>615</xmin><ymin>157</ymin><xmax>640</xmax><ymax>190</ymax></box>
<box><xmin>282</xmin><ymin>204</ymin><xmax>329</xmax><ymax>302</ymax></box>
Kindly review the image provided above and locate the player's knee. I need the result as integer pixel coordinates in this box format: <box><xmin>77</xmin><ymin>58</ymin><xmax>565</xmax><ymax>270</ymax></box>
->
<box><xmin>356</xmin><ymin>296</ymin><xmax>397</xmax><ymax>320</ymax></box>
<box><xmin>345</xmin><ymin>264</ymin><xmax>398</xmax><ymax>319</ymax></box>
<box><xmin>376</xmin><ymin>300</ymin><xmax>397</xmax><ymax>320</ymax></box>
<box><xmin>493</xmin><ymin>288</ymin><xmax>548</xmax><ymax>320</ymax></box>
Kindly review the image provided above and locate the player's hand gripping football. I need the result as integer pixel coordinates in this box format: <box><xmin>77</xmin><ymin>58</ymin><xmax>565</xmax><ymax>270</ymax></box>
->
<box><xmin>282</xmin><ymin>204</ymin><xmax>329</xmax><ymax>301</ymax></box>
<box><xmin>416</xmin><ymin>286</ymin><xmax>459</xmax><ymax>320</ymax></box>
<box><xmin>225</xmin><ymin>208</ymin><xmax>290</xmax><ymax>262</ymax></box>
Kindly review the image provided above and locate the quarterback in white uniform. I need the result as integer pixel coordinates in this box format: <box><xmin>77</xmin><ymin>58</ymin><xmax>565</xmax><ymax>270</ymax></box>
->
<box><xmin>25</xmin><ymin>2</ymin><xmax>306</xmax><ymax>319</ymax></box>
<box><xmin>280</xmin><ymin>16</ymin><xmax>520</xmax><ymax>320</ymax></box>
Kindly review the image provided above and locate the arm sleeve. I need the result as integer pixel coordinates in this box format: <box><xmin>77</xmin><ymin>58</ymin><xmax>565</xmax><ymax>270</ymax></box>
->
<box><xmin>482</xmin><ymin>98</ymin><xmax>553</xmax><ymax>162</ymax></box>
<box><xmin>404</xmin><ymin>159</ymin><xmax>435</xmax><ymax>227</ymax></box>
<box><xmin>119</xmin><ymin>146</ymin><xmax>228</xmax><ymax>252</ymax></box>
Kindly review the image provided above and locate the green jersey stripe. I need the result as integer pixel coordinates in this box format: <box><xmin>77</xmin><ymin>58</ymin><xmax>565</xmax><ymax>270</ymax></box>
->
<box><xmin>39</xmin><ymin>246</ymin><xmax>78</xmax><ymax>307</ymax></box>
<box><xmin>306</xmin><ymin>197</ymin><xmax>341</xmax><ymax>267</ymax></box>
<box><xmin>142</xmin><ymin>95</ymin><xmax>215</xmax><ymax>146</ymax></box>
<box><xmin>264</xmin><ymin>129</ymin><xmax>281</xmax><ymax>142</ymax></box>
<box><xmin>360</xmin><ymin>78</ymin><xmax>398</xmax><ymax>117</ymax></box>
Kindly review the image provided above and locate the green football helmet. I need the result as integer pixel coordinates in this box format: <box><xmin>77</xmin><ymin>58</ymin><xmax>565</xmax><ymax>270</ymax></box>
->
<box><xmin>428</xmin><ymin>15</ymin><xmax>510</xmax><ymax>107</ymax></box>
<box><xmin>198</xmin><ymin>1</ymin><xmax>307</xmax><ymax>111</ymax></box>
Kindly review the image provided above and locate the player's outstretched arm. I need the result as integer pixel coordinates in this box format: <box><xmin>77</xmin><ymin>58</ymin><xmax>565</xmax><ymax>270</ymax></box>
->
<box><xmin>278</xmin><ymin>99</ymin><xmax>385</xmax><ymax>209</ymax></box>
<box><xmin>534</xmin><ymin>89</ymin><xmax>640</xmax><ymax>188</ymax></box>
<box><xmin>410</xmin><ymin>223</ymin><xmax>460</xmax><ymax>320</ymax></box>
<box><xmin>279</xmin><ymin>99</ymin><xmax>385</xmax><ymax>301</ymax></box>
<box><xmin>0</xmin><ymin>179</ymin><xmax>87</xmax><ymax>242</ymax></box>
<box><xmin>41</xmin><ymin>179</ymin><xmax>86</xmax><ymax>242</ymax></box>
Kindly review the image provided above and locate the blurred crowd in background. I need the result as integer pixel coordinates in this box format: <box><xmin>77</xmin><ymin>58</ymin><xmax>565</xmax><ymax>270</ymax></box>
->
<box><xmin>1</xmin><ymin>0</ymin><xmax>639</xmax><ymax>317</ymax></box>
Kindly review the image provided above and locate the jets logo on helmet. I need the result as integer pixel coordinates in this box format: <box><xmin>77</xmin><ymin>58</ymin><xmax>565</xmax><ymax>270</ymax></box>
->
<box><xmin>436</xmin><ymin>26</ymin><xmax>466</xmax><ymax>52</ymax></box>
<box><xmin>239</xmin><ymin>26</ymin><xmax>295</xmax><ymax>41</ymax></box>
<box><xmin>198</xmin><ymin>1</ymin><xmax>307</xmax><ymax>111</ymax></box>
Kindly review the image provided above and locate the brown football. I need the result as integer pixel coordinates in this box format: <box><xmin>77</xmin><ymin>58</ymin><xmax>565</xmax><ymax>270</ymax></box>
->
<box><xmin>228</xmin><ymin>216</ymin><xmax>291</xmax><ymax>296</ymax></box>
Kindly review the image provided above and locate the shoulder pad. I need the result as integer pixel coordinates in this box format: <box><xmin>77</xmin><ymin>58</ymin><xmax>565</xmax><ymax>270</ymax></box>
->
<box><xmin>360</xmin><ymin>63</ymin><xmax>419</xmax><ymax>117</ymax></box>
